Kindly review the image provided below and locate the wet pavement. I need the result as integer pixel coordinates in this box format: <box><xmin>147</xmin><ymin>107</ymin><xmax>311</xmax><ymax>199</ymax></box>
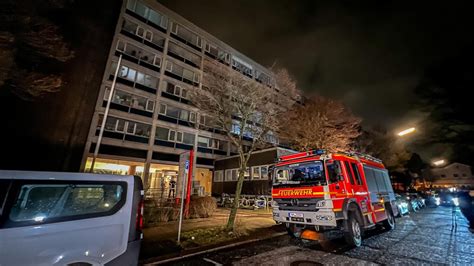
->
<box><xmin>159</xmin><ymin>206</ymin><xmax>474</xmax><ymax>265</ymax></box>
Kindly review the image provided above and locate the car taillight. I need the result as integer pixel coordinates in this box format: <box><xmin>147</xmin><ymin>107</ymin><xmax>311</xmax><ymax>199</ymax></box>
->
<box><xmin>136</xmin><ymin>198</ymin><xmax>144</xmax><ymax>231</ymax></box>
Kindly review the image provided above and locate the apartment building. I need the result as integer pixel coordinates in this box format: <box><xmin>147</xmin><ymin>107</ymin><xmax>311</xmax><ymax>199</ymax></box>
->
<box><xmin>427</xmin><ymin>163</ymin><xmax>474</xmax><ymax>188</ymax></box>
<box><xmin>81</xmin><ymin>0</ymin><xmax>281</xmax><ymax>198</ymax></box>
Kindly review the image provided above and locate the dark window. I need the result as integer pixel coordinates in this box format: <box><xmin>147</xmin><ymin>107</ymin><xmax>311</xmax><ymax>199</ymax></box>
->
<box><xmin>6</xmin><ymin>181</ymin><xmax>125</xmax><ymax>227</ymax></box>
<box><xmin>344</xmin><ymin>161</ymin><xmax>355</xmax><ymax>185</ymax></box>
<box><xmin>351</xmin><ymin>163</ymin><xmax>363</xmax><ymax>185</ymax></box>
<box><xmin>326</xmin><ymin>160</ymin><xmax>343</xmax><ymax>183</ymax></box>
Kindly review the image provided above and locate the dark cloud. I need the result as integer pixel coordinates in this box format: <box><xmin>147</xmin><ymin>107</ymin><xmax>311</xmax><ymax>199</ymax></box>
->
<box><xmin>158</xmin><ymin>0</ymin><xmax>474</xmax><ymax>159</ymax></box>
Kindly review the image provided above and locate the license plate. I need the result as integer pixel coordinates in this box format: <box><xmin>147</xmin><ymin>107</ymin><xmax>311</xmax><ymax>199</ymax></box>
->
<box><xmin>289</xmin><ymin>212</ymin><xmax>304</xmax><ymax>218</ymax></box>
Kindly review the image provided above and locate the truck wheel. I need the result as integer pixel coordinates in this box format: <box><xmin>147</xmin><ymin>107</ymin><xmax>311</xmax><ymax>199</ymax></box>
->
<box><xmin>344</xmin><ymin>213</ymin><xmax>362</xmax><ymax>247</ymax></box>
<box><xmin>382</xmin><ymin>208</ymin><xmax>395</xmax><ymax>231</ymax></box>
<box><xmin>286</xmin><ymin>223</ymin><xmax>303</xmax><ymax>238</ymax></box>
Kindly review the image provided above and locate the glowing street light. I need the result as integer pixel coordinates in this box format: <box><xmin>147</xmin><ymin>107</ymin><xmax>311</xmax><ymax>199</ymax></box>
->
<box><xmin>433</xmin><ymin>159</ymin><xmax>446</xmax><ymax>166</ymax></box>
<box><xmin>397</xmin><ymin>127</ymin><xmax>416</xmax><ymax>137</ymax></box>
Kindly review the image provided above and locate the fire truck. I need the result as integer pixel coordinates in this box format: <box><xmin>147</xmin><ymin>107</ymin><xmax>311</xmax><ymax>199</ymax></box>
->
<box><xmin>271</xmin><ymin>150</ymin><xmax>397</xmax><ymax>247</ymax></box>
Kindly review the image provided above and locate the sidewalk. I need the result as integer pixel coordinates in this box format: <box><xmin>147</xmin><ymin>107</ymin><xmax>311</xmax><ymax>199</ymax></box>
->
<box><xmin>140</xmin><ymin>208</ymin><xmax>281</xmax><ymax>261</ymax></box>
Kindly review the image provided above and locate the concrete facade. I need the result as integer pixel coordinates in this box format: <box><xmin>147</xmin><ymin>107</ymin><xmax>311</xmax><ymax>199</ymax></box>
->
<box><xmin>80</xmin><ymin>0</ymin><xmax>280</xmax><ymax>198</ymax></box>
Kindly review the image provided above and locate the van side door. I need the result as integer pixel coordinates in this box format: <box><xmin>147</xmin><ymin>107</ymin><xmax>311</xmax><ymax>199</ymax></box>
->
<box><xmin>326</xmin><ymin>160</ymin><xmax>346</xmax><ymax>211</ymax></box>
<box><xmin>0</xmin><ymin>179</ymin><xmax>131</xmax><ymax>266</ymax></box>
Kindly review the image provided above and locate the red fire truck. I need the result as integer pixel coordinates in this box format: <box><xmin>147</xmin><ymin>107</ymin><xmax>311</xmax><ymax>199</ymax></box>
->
<box><xmin>271</xmin><ymin>150</ymin><xmax>398</xmax><ymax>247</ymax></box>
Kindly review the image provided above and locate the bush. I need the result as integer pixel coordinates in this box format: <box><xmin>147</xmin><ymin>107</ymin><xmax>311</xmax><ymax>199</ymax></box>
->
<box><xmin>143</xmin><ymin>196</ymin><xmax>217</xmax><ymax>226</ymax></box>
<box><xmin>188</xmin><ymin>196</ymin><xmax>217</xmax><ymax>219</ymax></box>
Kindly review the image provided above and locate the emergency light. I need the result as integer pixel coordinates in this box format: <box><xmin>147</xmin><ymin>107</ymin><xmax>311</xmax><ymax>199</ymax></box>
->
<box><xmin>312</xmin><ymin>149</ymin><xmax>325</xmax><ymax>155</ymax></box>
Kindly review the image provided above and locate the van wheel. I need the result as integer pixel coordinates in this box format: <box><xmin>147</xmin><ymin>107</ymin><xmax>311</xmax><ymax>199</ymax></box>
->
<box><xmin>382</xmin><ymin>208</ymin><xmax>396</xmax><ymax>231</ymax></box>
<box><xmin>344</xmin><ymin>213</ymin><xmax>362</xmax><ymax>247</ymax></box>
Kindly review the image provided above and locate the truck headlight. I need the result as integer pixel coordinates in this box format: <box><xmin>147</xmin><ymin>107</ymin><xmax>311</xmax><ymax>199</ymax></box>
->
<box><xmin>316</xmin><ymin>200</ymin><xmax>326</xmax><ymax>208</ymax></box>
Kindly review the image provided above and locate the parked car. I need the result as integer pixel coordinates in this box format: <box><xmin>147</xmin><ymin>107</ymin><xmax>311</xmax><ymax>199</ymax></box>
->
<box><xmin>412</xmin><ymin>194</ymin><xmax>426</xmax><ymax>208</ymax></box>
<box><xmin>439</xmin><ymin>192</ymin><xmax>456</xmax><ymax>206</ymax></box>
<box><xmin>0</xmin><ymin>171</ymin><xmax>144</xmax><ymax>266</ymax></box>
<box><xmin>422</xmin><ymin>191</ymin><xmax>439</xmax><ymax>207</ymax></box>
<box><xmin>458</xmin><ymin>190</ymin><xmax>474</xmax><ymax>229</ymax></box>
<box><xmin>395</xmin><ymin>194</ymin><xmax>410</xmax><ymax>217</ymax></box>
<box><xmin>405</xmin><ymin>193</ymin><xmax>421</xmax><ymax>212</ymax></box>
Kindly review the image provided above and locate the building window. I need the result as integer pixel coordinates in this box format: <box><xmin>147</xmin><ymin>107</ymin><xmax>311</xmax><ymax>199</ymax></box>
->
<box><xmin>164</xmin><ymin>60</ymin><xmax>200</xmax><ymax>85</ymax></box>
<box><xmin>155</xmin><ymin>126</ymin><xmax>195</xmax><ymax>145</ymax></box>
<box><xmin>169</xmin><ymin>21</ymin><xmax>202</xmax><ymax>50</ymax></box>
<box><xmin>155</xmin><ymin>127</ymin><xmax>169</xmax><ymax>140</ymax></box>
<box><xmin>182</xmin><ymin>132</ymin><xmax>195</xmax><ymax>145</ymax></box>
<box><xmin>252</xmin><ymin>166</ymin><xmax>260</xmax><ymax>180</ymax></box>
<box><xmin>454</xmin><ymin>174</ymin><xmax>459</xmax><ymax>177</ymax></box>
<box><xmin>159</xmin><ymin>103</ymin><xmax>196</xmax><ymax>123</ymax></box>
<box><xmin>231</xmin><ymin>56</ymin><xmax>253</xmax><ymax>78</ymax></box>
<box><xmin>214</xmin><ymin>170</ymin><xmax>224</xmax><ymax>182</ymax></box>
<box><xmin>232</xmin><ymin>169</ymin><xmax>238</xmax><ymax>181</ymax></box>
<box><xmin>104</xmin><ymin>87</ymin><xmax>154</xmax><ymax>113</ymax></box>
<box><xmin>163</xmin><ymin>81</ymin><xmax>188</xmax><ymax>99</ymax></box>
<box><xmin>261</xmin><ymin>166</ymin><xmax>269</xmax><ymax>179</ymax></box>
<box><xmin>167</xmin><ymin>41</ymin><xmax>201</xmax><ymax>68</ymax></box>
<box><xmin>121</xmin><ymin>19</ymin><xmax>166</xmax><ymax>50</ymax></box>
<box><xmin>99</xmin><ymin>116</ymin><xmax>151</xmax><ymax>138</ymax></box>
<box><xmin>116</xmin><ymin>40</ymin><xmax>161</xmax><ymax>68</ymax></box>
<box><xmin>197</xmin><ymin>136</ymin><xmax>227</xmax><ymax>151</ymax></box>
<box><xmin>225</xmin><ymin>169</ymin><xmax>232</xmax><ymax>181</ymax></box>
<box><xmin>244</xmin><ymin>167</ymin><xmax>250</xmax><ymax>180</ymax></box>
<box><xmin>126</xmin><ymin>0</ymin><xmax>168</xmax><ymax>30</ymax></box>
<box><xmin>111</xmin><ymin>62</ymin><xmax>158</xmax><ymax>90</ymax></box>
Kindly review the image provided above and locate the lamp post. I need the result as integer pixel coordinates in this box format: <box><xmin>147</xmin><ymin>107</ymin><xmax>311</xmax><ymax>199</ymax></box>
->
<box><xmin>397</xmin><ymin>127</ymin><xmax>416</xmax><ymax>137</ymax></box>
<box><xmin>90</xmin><ymin>54</ymin><xmax>123</xmax><ymax>172</ymax></box>
<box><xmin>432</xmin><ymin>159</ymin><xmax>446</xmax><ymax>167</ymax></box>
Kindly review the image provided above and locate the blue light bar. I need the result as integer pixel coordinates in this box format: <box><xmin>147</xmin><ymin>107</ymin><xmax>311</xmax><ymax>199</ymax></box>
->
<box><xmin>313</xmin><ymin>149</ymin><xmax>325</xmax><ymax>155</ymax></box>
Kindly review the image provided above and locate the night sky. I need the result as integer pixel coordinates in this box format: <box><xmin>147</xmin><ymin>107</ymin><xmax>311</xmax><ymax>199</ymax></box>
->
<box><xmin>158</xmin><ymin>0</ymin><xmax>474</xmax><ymax>162</ymax></box>
<box><xmin>159</xmin><ymin>0</ymin><xmax>471</xmax><ymax>125</ymax></box>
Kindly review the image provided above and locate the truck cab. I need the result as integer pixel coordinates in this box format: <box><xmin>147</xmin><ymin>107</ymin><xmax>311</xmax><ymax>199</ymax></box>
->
<box><xmin>271</xmin><ymin>150</ymin><xmax>397</xmax><ymax>247</ymax></box>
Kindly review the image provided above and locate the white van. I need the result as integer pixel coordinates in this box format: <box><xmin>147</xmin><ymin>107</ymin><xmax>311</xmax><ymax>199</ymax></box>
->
<box><xmin>0</xmin><ymin>171</ymin><xmax>144</xmax><ymax>266</ymax></box>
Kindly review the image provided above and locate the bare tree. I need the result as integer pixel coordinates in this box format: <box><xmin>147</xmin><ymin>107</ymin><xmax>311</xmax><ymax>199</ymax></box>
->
<box><xmin>279</xmin><ymin>95</ymin><xmax>361</xmax><ymax>152</ymax></box>
<box><xmin>0</xmin><ymin>0</ymin><xmax>74</xmax><ymax>100</ymax></box>
<box><xmin>190</xmin><ymin>61</ymin><xmax>298</xmax><ymax>230</ymax></box>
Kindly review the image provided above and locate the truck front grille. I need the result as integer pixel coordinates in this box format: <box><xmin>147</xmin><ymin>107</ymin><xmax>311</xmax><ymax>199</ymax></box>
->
<box><xmin>275</xmin><ymin>198</ymin><xmax>323</xmax><ymax>211</ymax></box>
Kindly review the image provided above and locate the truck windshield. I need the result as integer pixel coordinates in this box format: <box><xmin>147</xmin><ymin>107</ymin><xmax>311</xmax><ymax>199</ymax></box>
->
<box><xmin>274</xmin><ymin>161</ymin><xmax>326</xmax><ymax>186</ymax></box>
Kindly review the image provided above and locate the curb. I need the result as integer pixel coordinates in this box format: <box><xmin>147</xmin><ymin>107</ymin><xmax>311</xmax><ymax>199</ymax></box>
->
<box><xmin>143</xmin><ymin>232</ymin><xmax>287</xmax><ymax>265</ymax></box>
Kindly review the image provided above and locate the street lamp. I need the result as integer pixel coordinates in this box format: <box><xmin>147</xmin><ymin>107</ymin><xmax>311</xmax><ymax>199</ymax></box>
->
<box><xmin>432</xmin><ymin>159</ymin><xmax>446</xmax><ymax>166</ymax></box>
<box><xmin>397</xmin><ymin>127</ymin><xmax>416</xmax><ymax>137</ymax></box>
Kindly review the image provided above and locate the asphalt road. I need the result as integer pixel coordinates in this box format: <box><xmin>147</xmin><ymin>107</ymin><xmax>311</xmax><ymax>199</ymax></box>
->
<box><xmin>160</xmin><ymin>206</ymin><xmax>474</xmax><ymax>265</ymax></box>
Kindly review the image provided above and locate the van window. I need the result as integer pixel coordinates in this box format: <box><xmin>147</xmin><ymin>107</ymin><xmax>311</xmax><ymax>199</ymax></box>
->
<box><xmin>351</xmin><ymin>163</ymin><xmax>363</xmax><ymax>185</ymax></box>
<box><xmin>1</xmin><ymin>180</ymin><xmax>11</xmax><ymax>214</ymax></box>
<box><xmin>7</xmin><ymin>182</ymin><xmax>125</xmax><ymax>226</ymax></box>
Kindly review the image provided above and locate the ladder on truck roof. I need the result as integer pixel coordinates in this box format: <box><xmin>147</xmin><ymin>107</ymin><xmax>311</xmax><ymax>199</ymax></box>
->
<box><xmin>343</xmin><ymin>151</ymin><xmax>383</xmax><ymax>164</ymax></box>
<box><xmin>278</xmin><ymin>149</ymin><xmax>383</xmax><ymax>165</ymax></box>
<box><xmin>278</xmin><ymin>149</ymin><xmax>325</xmax><ymax>162</ymax></box>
